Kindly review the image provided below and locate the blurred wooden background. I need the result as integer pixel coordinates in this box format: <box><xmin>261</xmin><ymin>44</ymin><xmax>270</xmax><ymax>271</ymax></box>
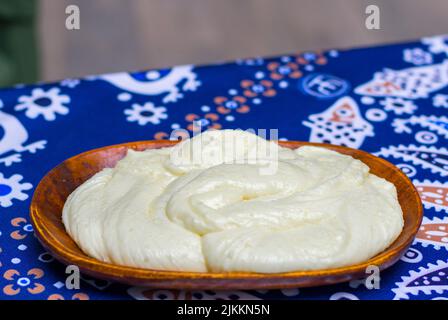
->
<box><xmin>39</xmin><ymin>0</ymin><xmax>448</xmax><ymax>81</ymax></box>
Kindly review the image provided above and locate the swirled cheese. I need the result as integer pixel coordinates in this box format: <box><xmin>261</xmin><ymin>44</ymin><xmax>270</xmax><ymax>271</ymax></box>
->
<box><xmin>63</xmin><ymin>129</ymin><xmax>404</xmax><ymax>273</ymax></box>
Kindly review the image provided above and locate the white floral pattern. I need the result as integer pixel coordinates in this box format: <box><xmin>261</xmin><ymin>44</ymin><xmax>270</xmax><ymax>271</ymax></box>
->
<box><xmin>0</xmin><ymin>173</ymin><xmax>32</xmax><ymax>208</ymax></box>
<box><xmin>380</xmin><ymin>97</ymin><xmax>417</xmax><ymax>115</ymax></box>
<box><xmin>15</xmin><ymin>88</ymin><xmax>70</xmax><ymax>121</ymax></box>
<box><xmin>403</xmin><ymin>48</ymin><xmax>433</xmax><ymax>65</ymax></box>
<box><xmin>124</xmin><ymin>102</ymin><xmax>168</xmax><ymax>125</ymax></box>
<box><xmin>433</xmin><ymin>94</ymin><xmax>448</xmax><ymax>108</ymax></box>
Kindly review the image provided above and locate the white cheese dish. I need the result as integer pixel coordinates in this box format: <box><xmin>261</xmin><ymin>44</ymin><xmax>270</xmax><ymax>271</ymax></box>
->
<box><xmin>62</xmin><ymin>129</ymin><xmax>404</xmax><ymax>273</ymax></box>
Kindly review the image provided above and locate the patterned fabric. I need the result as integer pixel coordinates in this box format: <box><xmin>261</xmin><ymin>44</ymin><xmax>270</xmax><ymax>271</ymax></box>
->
<box><xmin>0</xmin><ymin>35</ymin><xmax>447</xmax><ymax>301</ymax></box>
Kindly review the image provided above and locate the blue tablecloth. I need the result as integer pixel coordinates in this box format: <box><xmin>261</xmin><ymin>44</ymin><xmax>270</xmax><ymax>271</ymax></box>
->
<box><xmin>0</xmin><ymin>35</ymin><xmax>447</xmax><ymax>300</ymax></box>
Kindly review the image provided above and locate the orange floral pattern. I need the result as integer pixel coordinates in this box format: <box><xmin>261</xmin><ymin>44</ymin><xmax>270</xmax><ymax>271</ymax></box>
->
<box><xmin>296</xmin><ymin>51</ymin><xmax>327</xmax><ymax>65</ymax></box>
<box><xmin>214</xmin><ymin>96</ymin><xmax>250</xmax><ymax>114</ymax></box>
<box><xmin>185</xmin><ymin>113</ymin><xmax>221</xmax><ymax>132</ymax></box>
<box><xmin>48</xmin><ymin>293</ymin><xmax>90</xmax><ymax>300</ymax></box>
<box><xmin>154</xmin><ymin>130</ymin><xmax>190</xmax><ymax>140</ymax></box>
<box><xmin>267</xmin><ymin>62</ymin><xmax>302</xmax><ymax>80</ymax></box>
<box><xmin>10</xmin><ymin>217</ymin><xmax>33</xmax><ymax>240</ymax></box>
<box><xmin>240</xmin><ymin>80</ymin><xmax>276</xmax><ymax>98</ymax></box>
<box><xmin>3</xmin><ymin>268</ymin><xmax>45</xmax><ymax>296</ymax></box>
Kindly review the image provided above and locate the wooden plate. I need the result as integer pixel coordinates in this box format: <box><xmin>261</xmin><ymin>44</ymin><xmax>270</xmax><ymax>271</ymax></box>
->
<box><xmin>30</xmin><ymin>140</ymin><xmax>423</xmax><ymax>290</ymax></box>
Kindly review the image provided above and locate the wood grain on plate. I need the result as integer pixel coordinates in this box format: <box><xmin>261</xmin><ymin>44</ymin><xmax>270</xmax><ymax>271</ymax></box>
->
<box><xmin>30</xmin><ymin>140</ymin><xmax>423</xmax><ymax>290</ymax></box>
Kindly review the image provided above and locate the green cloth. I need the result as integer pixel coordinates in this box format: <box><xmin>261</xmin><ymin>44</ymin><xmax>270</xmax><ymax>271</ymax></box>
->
<box><xmin>0</xmin><ymin>0</ymin><xmax>38</xmax><ymax>87</ymax></box>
